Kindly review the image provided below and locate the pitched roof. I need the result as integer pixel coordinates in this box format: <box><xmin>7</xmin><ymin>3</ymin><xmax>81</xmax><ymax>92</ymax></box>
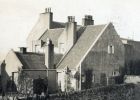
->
<box><xmin>15</xmin><ymin>52</ymin><xmax>63</xmax><ymax>69</ymax></box>
<box><xmin>27</xmin><ymin>19</ymin><xmax>65</xmax><ymax>41</ymax></box>
<box><xmin>57</xmin><ymin>24</ymin><xmax>107</xmax><ymax>70</ymax></box>
<box><xmin>15</xmin><ymin>52</ymin><xmax>46</xmax><ymax>69</ymax></box>
<box><xmin>40</xmin><ymin>28</ymin><xmax>64</xmax><ymax>46</ymax></box>
<box><xmin>52</xmin><ymin>21</ymin><xmax>66</xmax><ymax>28</ymax></box>
<box><xmin>39</xmin><ymin>26</ymin><xmax>84</xmax><ymax>47</ymax></box>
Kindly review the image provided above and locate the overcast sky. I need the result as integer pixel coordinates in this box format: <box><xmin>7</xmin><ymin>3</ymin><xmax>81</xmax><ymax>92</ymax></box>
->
<box><xmin>0</xmin><ymin>0</ymin><xmax>140</xmax><ymax>60</ymax></box>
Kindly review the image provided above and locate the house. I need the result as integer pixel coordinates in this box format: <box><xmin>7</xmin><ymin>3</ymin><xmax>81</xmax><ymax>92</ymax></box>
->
<box><xmin>25</xmin><ymin>8</ymin><xmax>125</xmax><ymax>92</ymax></box>
<box><xmin>57</xmin><ymin>22</ymin><xmax>125</xmax><ymax>91</ymax></box>
<box><xmin>2</xmin><ymin>8</ymin><xmax>140</xmax><ymax>93</ymax></box>
<box><xmin>26</xmin><ymin>8</ymin><xmax>66</xmax><ymax>52</ymax></box>
<box><xmin>1</xmin><ymin>43</ymin><xmax>60</xmax><ymax>94</ymax></box>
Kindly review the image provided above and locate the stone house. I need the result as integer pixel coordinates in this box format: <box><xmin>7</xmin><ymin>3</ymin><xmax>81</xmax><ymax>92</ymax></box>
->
<box><xmin>25</xmin><ymin>8</ymin><xmax>126</xmax><ymax>92</ymax></box>
<box><xmin>2</xmin><ymin>8</ymin><xmax>140</xmax><ymax>93</ymax></box>
<box><xmin>1</xmin><ymin>45</ymin><xmax>59</xmax><ymax>94</ymax></box>
<box><xmin>57</xmin><ymin>22</ymin><xmax>125</xmax><ymax>91</ymax></box>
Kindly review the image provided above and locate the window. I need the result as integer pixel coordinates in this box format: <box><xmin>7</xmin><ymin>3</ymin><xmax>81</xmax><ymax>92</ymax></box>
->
<box><xmin>108</xmin><ymin>45</ymin><xmax>114</xmax><ymax>54</ymax></box>
<box><xmin>92</xmin><ymin>74</ymin><xmax>95</xmax><ymax>82</ymax></box>
<box><xmin>59</xmin><ymin>43</ymin><xmax>65</xmax><ymax>53</ymax></box>
<box><xmin>112</xmin><ymin>71</ymin><xmax>119</xmax><ymax>76</ymax></box>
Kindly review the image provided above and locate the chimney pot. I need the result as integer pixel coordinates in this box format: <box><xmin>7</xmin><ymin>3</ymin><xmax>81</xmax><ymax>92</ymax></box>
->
<box><xmin>19</xmin><ymin>47</ymin><xmax>27</xmax><ymax>54</ymax></box>
<box><xmin>45</xmin><ymin>7</ymin><xmax>51</xmax><ymax>13</ymax></box>
<box><xmin>68</xmin><ymin>16</ymin><xmax>75</xmax><ymax>22</ymax></box>
<box><xmin>82</xmin><ymin>15</ymin><xmax>94</xmax><ymax>26</ymax></box>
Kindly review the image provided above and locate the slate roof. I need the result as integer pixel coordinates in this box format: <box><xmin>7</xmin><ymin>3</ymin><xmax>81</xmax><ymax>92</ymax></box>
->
<box><xmin>15</xmin><ymin>52</ymin><xmax>63</xmax><ymax>69</ymax></box>
<box><xmin>27</xmin><ymin>20</ymin><xmax>65</xmax><ymax>41</ymax></box>
<box><xmin>15</xmin><ymin>52</ymin><xmax>46</xmax><ymax>69</ymax></box>
<box><xmin>39</xmin><ymin>26</ymin><xmax>85</xmax><ymax>47</ymax></box>
<box><xmin>40</xmin><ymin>28</ymin><xmax>64</xmax><ymax>46</ymax></box>
<box><xmin>57</xmin><ymin>24</ymin><xmax>107</xmax><ymax>70</ymax></box>
<box><xmin>52</xmin><ymin>21</ymin><xmax>66</xmax><ymax>28</ymax></box>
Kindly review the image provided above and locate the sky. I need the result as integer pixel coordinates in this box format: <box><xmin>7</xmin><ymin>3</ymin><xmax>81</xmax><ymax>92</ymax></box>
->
<box><xmin>0</xmin><ymin>0</ymin><xmax>140</xmax><ymax>60</ymax></box>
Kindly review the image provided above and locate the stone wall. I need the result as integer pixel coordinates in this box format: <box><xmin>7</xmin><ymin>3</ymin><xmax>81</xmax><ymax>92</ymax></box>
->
<box><xmin>49</xmin><ymin>84</ymin><xmax>135</xmax><ymax>100</ymax></box>
<box><xmin>81</xmin><ymin>23</ymin><xmax>125</xmax><ymax>86</ymax></box>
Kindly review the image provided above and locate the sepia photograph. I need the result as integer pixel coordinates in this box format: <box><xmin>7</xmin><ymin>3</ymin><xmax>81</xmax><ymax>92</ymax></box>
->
<box><xmin>0</xmin><ymin>0</ymin><xmax>140</xmax><ymax>99</ymax></box>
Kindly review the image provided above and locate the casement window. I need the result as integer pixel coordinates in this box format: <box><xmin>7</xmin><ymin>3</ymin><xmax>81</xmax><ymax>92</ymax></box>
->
<box><xmin>108</xmin><ymin>45</ymin><xmax>114</xmax><ymax>54</ymax></box>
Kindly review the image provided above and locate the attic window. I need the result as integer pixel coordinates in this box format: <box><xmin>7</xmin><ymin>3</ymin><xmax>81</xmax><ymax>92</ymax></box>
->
<box><xmin>108</xmin><ymin>45</ymin><xmax>114</xmax><ymax>54</ymax></box>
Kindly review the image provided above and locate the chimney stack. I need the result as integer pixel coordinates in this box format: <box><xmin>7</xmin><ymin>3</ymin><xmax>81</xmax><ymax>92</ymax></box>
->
<box><xmin>40</xmin><ymin>7</ymin><xmax>53</xmax><ymax>29</ymax></box>
<box><xmin>65</xmin><ymin>16</ymin><xmax>77</xmax><ymax>51</ymax></box>
<box><xmin>82</xmin><ymin>15</ymin><xmax>94</xmax><ymax>26</ymax></box>
<box><xmin>45</xmin><ymin>38</ymin><xmax>54</xmax><ymax>69</ymax></box>
<box><xmin>68</xmin><ymin>16</ymin><xmax>75</xmax><ymax>22</ymax></box>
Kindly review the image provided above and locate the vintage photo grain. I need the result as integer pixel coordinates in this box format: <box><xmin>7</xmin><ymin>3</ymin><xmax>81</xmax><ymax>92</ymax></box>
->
<box><xmin>0</xmin><ymin>0</ymin><xmax>140</xmax><ymax>99</ymax></box>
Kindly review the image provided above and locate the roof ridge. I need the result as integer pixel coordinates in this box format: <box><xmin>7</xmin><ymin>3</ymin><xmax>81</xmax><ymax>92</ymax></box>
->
<box><xmin>47</xmin><ymin>28</ymin><xmax>64</xmax><ymax>31</ymax></box>
<box><xmin>53</xmin><ymin>21</ymin><xmax>66</xmax><ymax>24</ymax></box>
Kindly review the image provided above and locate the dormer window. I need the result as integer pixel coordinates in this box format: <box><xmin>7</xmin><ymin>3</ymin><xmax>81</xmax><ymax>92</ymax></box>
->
<box><xmin>108</xmin><ymin>45</ymin><xmax>114</xmax><ymax>54</ymax></box>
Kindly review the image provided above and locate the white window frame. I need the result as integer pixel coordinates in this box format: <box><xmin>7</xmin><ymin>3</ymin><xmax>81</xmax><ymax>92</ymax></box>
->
<box><xmin>108</xmin><ymin>45</ymin><xmax>114</xmax><ymax>54</ymax></box>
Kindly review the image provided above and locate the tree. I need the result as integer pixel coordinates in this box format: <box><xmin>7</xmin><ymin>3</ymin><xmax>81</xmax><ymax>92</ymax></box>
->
<box><xmin>17</xmin><ymin>71</ymin><xmax>33</xmax><ymax>95</ymax></box>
